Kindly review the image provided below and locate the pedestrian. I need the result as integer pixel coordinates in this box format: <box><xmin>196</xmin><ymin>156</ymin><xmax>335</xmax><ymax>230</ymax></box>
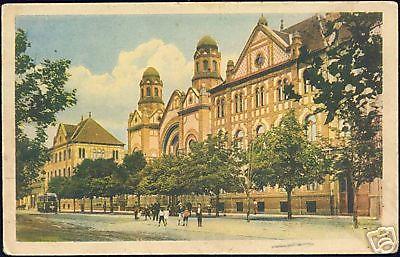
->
<box><xmin>103</xmin><ymin>201</ymin><xmax>107</xmax><ymax>213</ymax></box>
<box><xmin>158</xmin><ymin>207</ymin><xmax>166</xmax><ymax>226</ymax></box>
<box><xmin>253</xmin><ymin>199</ymin><xmax>257</xmax><ymax>215</ymax></box>
<box><xmin>196</xmin><ymin>203</ymin><xmax>203</xmax><ymax>227</ymax></box>
<box><xmin>151</xmin><ymin>203</ymin><xmax>157</xmax><ymax>221</ymax></box>
<box><xmin>155</xmin><ymin>202</ymin><xmax>160</xmax><ymax>221</ymax></box>
<box><xmin>134</xmin><ymin>205</ymin><xmax>139</xmax><ymax>220</ymax></box>
<box><xmin>183</xmin><ymin>207</ymin><xmax>190</xmax><ymax>226</ymax></box>
<box><xmin>164</xmin><ymin>206</ymin><xmax>170</xmax><ymax>225</ymax></box>
<box><xmin>144</xmin><ymin>205</ymin><xmax>150</xmax><ymax>220</ymax></box>
<box><xmin>177</xmin><ymin>202</ymin><xmax>184</xmax><ymax>226</ymax></box>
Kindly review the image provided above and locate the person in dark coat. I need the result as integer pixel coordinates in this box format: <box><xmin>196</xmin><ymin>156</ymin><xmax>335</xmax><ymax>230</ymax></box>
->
<box><xmin>196</xmin><ymin>203</ymin><xmax>203</xmax><ymax>227</ymax></box>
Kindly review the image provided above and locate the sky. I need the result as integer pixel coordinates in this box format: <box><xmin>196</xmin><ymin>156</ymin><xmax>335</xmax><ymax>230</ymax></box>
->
<box><xmin>16</xmin><ymin>13</ymin><xmax>315</xmax><ymax>148</ymax></box>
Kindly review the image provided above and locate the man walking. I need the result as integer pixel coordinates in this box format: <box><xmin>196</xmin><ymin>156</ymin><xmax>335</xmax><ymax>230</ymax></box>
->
<box><xmin>158</xmin><ymin>207</ymin><xmax>166</xmax><ymax>226</ymax></box>
<box><xmin>196</xmin><ymin>203</ymin><xmax>203</xmax><ymax>227</ymax></box>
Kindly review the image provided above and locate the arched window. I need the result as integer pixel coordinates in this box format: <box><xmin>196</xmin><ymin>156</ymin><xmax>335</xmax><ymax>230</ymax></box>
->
<box><xmin>141</xmin><ymin>88</ymin><xmax>144</xmax><ymax>97</ymax></box>
<box><xmin>155</xmin><ymin>88</ymin><xmax>159</xmax><ymax>97</ymax></box>
<box><xmin>283</xmin><ymin>78</ymin><xmax>289</xmax><ymax>100</ymax></box>
<box><xmin>213</xmin><ymin>60</ymin><xmax>218</xmax><ymax>72</ymax></box>
<box><xmin>234</xmin><ymin>130</ymin><xmax>245</xmax><ymax>148</ymax></box>
<box><xmin>234</xmin><ymin>94</ymin><xmax>239</xmax><ymax>113</ymax></box>
<box><xmin>306</xmin><ymin>115</ymin><xmax>317</xmax><ymax>141</ymax></box>
<box><xmin>260</xmin><ymin>86</ymin><xmax>265</xmax><ymax>106</ymax></box>
<box><xmin>203</xmin><ymin>60</ymin><xmax>209</xmax><ymax>71</ymax></box>
<box><xmin>216</xmin><ymin>99</ymin><xmax>221</xmax><ymax>118</ymax></box>
<box><xmin>256</xmin><ymin>125</ymin><xmax>265</xmax><ymax>136</ymax></box>
<box><xmin>187</xmin><ymin>139</ymin><xmax>196</xmax><ymax>153</ymax></box>
<box><xmin>196</xmin><ymin>62</ymin><xmax>200</xmax><ymax>73</ymax></box>
<box><xmin>277</xmin><ymin>80</ymin><xmax>283</xmax><ymax>101</ymax></box>
<box><xmin>255</xmin><ymin>88</ymin><xmax>260</xmax><ymax>107</ymax></box>
<box><xmin>239</xmin><ymin>93</ymin><xmax>244</xmax><ymax>112</ymax></box>
<box><xmin>221</xmin><ymin>98</ymin><xmax>225</xmax><ymax>117</ymax></box>
<box><xmin>146</xmin><ymin>87</ymin><xmax>151</xmax><ymax>96</ymax></box>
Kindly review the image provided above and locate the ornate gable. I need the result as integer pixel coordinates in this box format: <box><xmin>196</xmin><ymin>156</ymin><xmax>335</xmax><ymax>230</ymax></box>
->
<box><xmin>183</xmin><ymin>87</ymin><xmax>200</xmax><ymax>109</ymax></box>
<box><xmin>53</xmin><ymin>124</ymin><xmax>69</xmax><ymax>146</ymax></box>
<box><xmin>129</xmin><ymin>110</ymin><xmax>142</xmax><ymax>127</ymax></box>
<box><xmin>231</xmin><ymin>24</ymin><xmax>291</xmax><ymax>81</ymax></box>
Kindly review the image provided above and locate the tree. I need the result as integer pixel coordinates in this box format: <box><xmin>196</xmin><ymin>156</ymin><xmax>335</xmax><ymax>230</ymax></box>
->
<box><xmin>333</xmin><ymin>111</ymin><xmax>382</xmax><ymax>228</ymax></box>
<box><xmin>252</xmin><ymin>110</ymin><xmax>333</xmax><ymax>219</ymax></box>
<box><xmin>302</xmin><ymin>12</ymin><xmax>382</xmax><ymax>125</ymax></box>
<box><xmin>15</xmin><ymin>29</ymin><xmax>77</xmax><ymax>199</ymax></box>
<box><xmin>187</xmin><ymin>131</ymin><xmax>242</xmax><ymax>216</ymax></box>
<box><xmin>300</xmin><ymin>12</ymin><xmax>383</xmax><ymax>227</ymax></box>
<box><xmin>47</xmin><ymin>176</ymin><xmax>68</xmax><ymax>212</ymax></box>
<box><xmin>121</xmin><ymin>151</ymin><xmax>147</xmax><ymax>206</ymax></box>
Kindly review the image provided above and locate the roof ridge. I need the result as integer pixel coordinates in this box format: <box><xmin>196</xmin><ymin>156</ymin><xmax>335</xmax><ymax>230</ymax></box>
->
<box><xmin>282</xmin><ymin>14</ymin><xmax>319</xmax><ymax>33</ymax></box>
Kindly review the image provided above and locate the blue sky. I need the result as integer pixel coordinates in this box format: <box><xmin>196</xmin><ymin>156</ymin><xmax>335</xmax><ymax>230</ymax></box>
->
<box><xmin>16</xmin><ymin>13</ymin><xmax>315</xmax><ymax>147</ymax></box>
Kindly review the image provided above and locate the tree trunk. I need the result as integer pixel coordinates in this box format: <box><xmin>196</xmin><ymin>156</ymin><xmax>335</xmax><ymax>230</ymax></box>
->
<box><xmin>90</xmin><ymin>197</ymin><xmax>93</xmax><ymax>213</ymax></box>
<box><xmin>58</xmin><ymin>198</ymin><xmax>61</xmax><ymax>212</ymax></box>
<box><xmin>287</xmin><ymin>189</ymin><xmax>293</xmax><ymax>219</ymax></box>
<box><xmin>109</xmin><ymin>196</ymin><xmax>114</xmax><ymax>213</ymax></box>
<box><xmin>137</xmin><ymin>194</ymin><xmax>141</xmax><ymax>207</ymax></box>
<box><xmin>73</xmin><ymin>198</ymin><xmax>76</xmax><ymax>213</ymax></box>
<box><xmin>352</xmin><ymin>186</ymin><xmax>359</xmax><ymax>228</ymax></box>
<box><xmin>216</xmin><ymin>193</ymin><xmax>220</xmax><ymax>217</ymax></box>
<box><xmin>246</xmin><ymin>189</ymin><xmax>251</xmax><ymax>222</ymax></box>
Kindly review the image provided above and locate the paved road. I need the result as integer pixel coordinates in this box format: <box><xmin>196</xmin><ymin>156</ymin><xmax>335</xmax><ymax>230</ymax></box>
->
<box><xmin>16</xmin><ymin>211</ymin><xmax>381</xmax><ymax>253</ymax></box>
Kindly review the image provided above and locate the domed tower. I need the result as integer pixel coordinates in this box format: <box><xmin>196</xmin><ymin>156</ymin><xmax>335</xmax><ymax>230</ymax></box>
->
<box><xmin>192</xmin><ymin>35</ymin><xmax>223</xmax><ymax>91</ymax></box>
<box><xmin>138</xmin><ymin>67</ymin><xmax>164</xmax><ymax>114</ymax></box>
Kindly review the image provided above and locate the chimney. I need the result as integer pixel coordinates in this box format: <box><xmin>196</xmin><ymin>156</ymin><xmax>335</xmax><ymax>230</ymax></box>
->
<box><xmin>81</xmin><ymin>115</ymin><xmax>83</xmax><ymax>122</ymax></box>
<box><xmin>280</xmin><ymin>19</ymin><xmax>284</xmax><ymax>31</ymax></box>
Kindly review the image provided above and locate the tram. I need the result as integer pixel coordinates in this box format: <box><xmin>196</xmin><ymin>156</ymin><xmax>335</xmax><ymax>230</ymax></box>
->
<box><xmin>37</xmin><ymin>193</ymin><xmax>58</xmax><ymax>213</ymax></box>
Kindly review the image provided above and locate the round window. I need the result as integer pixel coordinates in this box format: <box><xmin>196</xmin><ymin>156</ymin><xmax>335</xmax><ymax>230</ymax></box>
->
<box><xmin>255</xmin><ymin>53</ymin><xmax>265</xmax><ymax>68</ymax></box>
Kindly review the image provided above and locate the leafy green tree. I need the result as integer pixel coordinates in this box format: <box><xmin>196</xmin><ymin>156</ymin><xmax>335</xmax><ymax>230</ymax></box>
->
<box><xmin>47</xmin><ymin>176</ymin><xmax>68</xmax><ymax>211</ymax></box>
<box><xmin>301</xmin><ymin>12</ymin><xmax>382</xmax><ymax>125</ymax></box>
<box><xmin>188</xmin><ymin>131</ymin><xmax>242</xmax><ymax>216</ymax></box>
<box><xmin>15</xmin><ymin>28</ymin><xmax>77</xmax><ymax>199</ymax></box>
<box><xmin>121</xmin><ymin>151</ymin><xmax>147</xmax><ymax>206</ymax></box>
<box><xmin>300</xmin><ymin>12</ymin><xmax>383</xmax><ymax>227</ymax></box>
<box><xmin>252</xmin><ymin>110</ymin><xmax>333</xmax><ymax>219</ymax></box>
<box><xmin>333</xmin><ymin>112</ymin><xmax>382</xmax><ymax>228</ymax></box>
<box><xmin>62</xmin><ymin>176</ymin><xmax>85</xmax><ymax>213</ymax></box>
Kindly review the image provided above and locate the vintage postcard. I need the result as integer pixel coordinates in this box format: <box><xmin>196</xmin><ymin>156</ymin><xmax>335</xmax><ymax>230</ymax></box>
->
<box><xmin>2</xmin><ymin>2</ymin><xmax>398</xmax><ymax>255</ymax></box>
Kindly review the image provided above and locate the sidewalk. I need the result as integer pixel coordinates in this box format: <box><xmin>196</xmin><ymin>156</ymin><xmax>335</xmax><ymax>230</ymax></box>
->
<box><xmin>18</xmin><ymin>209</ymin><xmax>378</xmax><ymax>220</ymax></box>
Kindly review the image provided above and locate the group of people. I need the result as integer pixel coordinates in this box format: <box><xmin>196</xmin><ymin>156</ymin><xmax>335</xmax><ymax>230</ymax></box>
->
<box><xmin>177</xmin><ymin>202</ymin><xmax>203</xmax><ymax>227</ymax></box>
<box><xmin>133</xmin><ymin>201</ymin><xmax>204</xmax><ymax>227</ymax></box>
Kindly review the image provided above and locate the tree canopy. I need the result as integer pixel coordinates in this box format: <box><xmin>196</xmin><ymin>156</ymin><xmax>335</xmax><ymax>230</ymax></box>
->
<box><xmin>15</xmin><ymin>28</ymin><xmax>77</xmax><ymax>199</ymax></box>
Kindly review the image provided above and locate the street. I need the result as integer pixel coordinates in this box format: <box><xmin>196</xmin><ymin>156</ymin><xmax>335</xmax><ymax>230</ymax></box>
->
<box><xmin>16</xmin><ymin>211</ymin><xmax>380</xmax><ymax>253</ymax></box>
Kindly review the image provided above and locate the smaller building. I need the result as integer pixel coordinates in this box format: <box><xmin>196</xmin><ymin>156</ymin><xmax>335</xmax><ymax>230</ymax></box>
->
<box><xmin>43</xmin><ymin>113</ymin><xmax>125</xmax><ymax>193</ymax></box>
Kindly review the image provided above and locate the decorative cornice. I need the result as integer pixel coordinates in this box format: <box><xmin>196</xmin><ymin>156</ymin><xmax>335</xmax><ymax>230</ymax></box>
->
<box><xmin>127</xmin><ymin>123</ymin><xmax>160</xmax><ymax>132</ymax></box>
<box><xmin>192</xmin><ymin>71</ymin><xmax>222</xmax><ymax>82</ymax></box>
<box><xmin>178</xmin><ymin>104</ymin><xmax>210</xmax><ymax>116</ymax></box>
<box><xmin>138</xmin><ymin>96</ymin><xmax>164</xmax><ymax>105</ymax></box>
<box><xmin>209</xmin><ymin>59</ymin><xmax>296</xmax><ymax>94</ymax></box>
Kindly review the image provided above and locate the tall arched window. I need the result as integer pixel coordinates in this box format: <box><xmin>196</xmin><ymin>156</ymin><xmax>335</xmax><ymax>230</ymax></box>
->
<box><xmin>255</xmin><ymin>88</ymin><xmax>260</xmax><ymax>107</ymax></box>
<box><xmin>283</xmin><ymin>78</ymin><xmax>289</xmax><ymax>100</ymax></box>
<box><xmin>216</xmin><ymin>99</ymin><xmax>221</xmax><ymax>118</ymax></box>
<box><xmin>234</xmin><ymin>130</ymin><xmax>245</xmax><ymax>148</ymax></box>
<box><xmin>203</xmin><ymin>60</ymin><xmax>209</xmax><ymax>71</ymax></box>
<box><xmin>213</xmin><ymin>60</ymin><xmax>218</xmax><ymax>72</ymax></box>
<box><xmin>220</xmin><ymin>98</ymin><xmax>225</xmax><ymax>117</ymax></box>
<box><xmin>146</xmin><ymin>87</ymin><xmax>151</xmax><ymax>96</ymax></box>
<box><xmin>141</xmin><ymin>88</ymin><xmax>144</xmax><ymax>97</ymax></box>
<box><xmin>155</xmin><ymin>88</ymin><xmax>159</xmax><ymax>97</ymax></box>
<box><xmin>260</xmin><ymin>86</ymin><xmax>265</xmax><ymax>106</ymax></box>
<box><xmin>277</xmin><ymin>80</ymin><xmax>283</xmax><ymax>101</ymax></box>
<box><xmin>239</xmin><ymin>93</ymin><xmax>244</xmax><ymax>112</ymax></box>
<box><xmin>256</xmin><ymin>125</ymin><xmax>265</xmax><ymax>136</ymax></box>
<box><xmin>196</xmin><ymin>62</ymin><xmax>200</xmax><ymax>73</ymax></box>
<box><xmin>306</xmin><ymin>115</ymin><xmax>317</xmax><ymax>141</ymax></box>
<box><xmin>234</xmin><ymin>94</ymin><xmax>239</xmax><ymax>113</ymax></box>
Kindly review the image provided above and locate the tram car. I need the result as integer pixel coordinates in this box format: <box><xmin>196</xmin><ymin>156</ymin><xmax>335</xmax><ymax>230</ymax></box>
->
<box><xmin>37</xmin><ymin>193</ymin><xmax>58</xmax><ymax>213</ymax></box>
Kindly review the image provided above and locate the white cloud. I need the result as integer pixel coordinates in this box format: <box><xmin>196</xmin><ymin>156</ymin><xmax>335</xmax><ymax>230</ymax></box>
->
<box><xmin>46</xmin><ymin>39</ymin><xmax>193</xmax><ymax>148</ymax></box>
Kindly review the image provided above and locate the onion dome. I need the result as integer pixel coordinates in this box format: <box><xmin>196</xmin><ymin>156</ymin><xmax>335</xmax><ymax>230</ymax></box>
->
<box><xmin>196</xmin><ymin>35</ymin><xmax>218</xmax><ymax>50</ymax></box>
<box><xmin>142</xmin><ymin>67</ymin><xmax>160</xmax><ymax>79</ymax></box>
